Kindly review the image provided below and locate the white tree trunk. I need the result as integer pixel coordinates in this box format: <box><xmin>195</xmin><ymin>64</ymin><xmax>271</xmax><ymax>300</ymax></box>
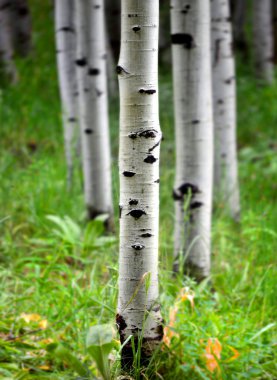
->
<box><xmin>211</xmin><ymin>0</ymin><xmax>240</xmax><ymax>221</ymax></box>
<box><xmin>117</xmin><ymin>0</ymin><xmax>163</xmax><ymax>367</ymax></box>
<box><xmin>55</xmin><ymin>0</ymin><xmax>78</xmax><ymax>189</ymax></box>
<box><xmin>74</xmin><ymin>0</ymin><xmax>113</xmax><ymax>227</ymax></box>
<box><xmin>0</xmin><ymin>0</ymin><xmax>18</xmax><ymax>83</ymax></box>
<box><xmin>253</xmin><ymin>0</ymin><xmax>274</xmax><ymax>84</ymax></box>
<box><xmin>171</xmin><ymin>0</ymin><xmax>213</xmax><ymax>281</ymax></box>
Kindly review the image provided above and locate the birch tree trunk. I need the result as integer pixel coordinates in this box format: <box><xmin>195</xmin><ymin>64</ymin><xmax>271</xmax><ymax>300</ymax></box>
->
<box><xmin>74</xmin><ymin>0</ymin><xmax>113</xmax><ymax>228</ymax></box>
<box><xmin>273</xmin><ymin>0</ymin><xmax>277</xmax><ymax>64</ymax></box>
<box><xmin>253</xmin><ymin>0</ymin><xmax>274</xmax><ymax>84</ymax></box>
<box><xmin>13</xmin><ymin>0</ymin><xmax>32</xmax><ymax>57</ymax></box>
<box><xmin>0</xmin><ymin>0</ymin><xmax>18</xmax><ymax>83</ymax></box>
<box><xmin>55</xmin><ymin>0</ymin><xmax>78</xmax><ymax>189</ymax></box>
<box><xmin>117</xmin><ymin>0</ymin><xmax>163</xmax><ymax>368</ymax></box>
<box><xmin>211</xmin><ymin>0</ymin><xmax>240</xmax><ymax>221</ymax></box>
<box><xmin>171</xmin><ymin>0</ymin><xmax>213</xmax><ymax>281</ymax></box>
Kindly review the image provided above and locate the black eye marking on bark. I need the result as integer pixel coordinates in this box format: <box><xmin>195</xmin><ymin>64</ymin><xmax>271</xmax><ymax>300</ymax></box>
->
<box><xmin>128</xmin><ymin>129</ymin><xmax>158</xmax><ymax>139</ymax></box>
<box><xmin>217</xmin><ymin>99</ymin><xmax>224</xmax><ymax>104</ymax></box>
<box><xmin>154</xmin><ymin>179</ymin><xmax>160</xmax><ymax>183</ymax></box>
<box><xmin>18</xmin><ymin>6</ymin><xmax>29</xmax><ymax>15</ymax></box>
<box><xmin>116</xmin><ymin>65</ymin><xmax>130</xmax><ymax>75</ymax></box>
<box><xmin>123</xmin><ymin>171</ymin><xmax>136</xmax><ymax>177</ymax></box>
<box><xmin>128</xmin><ymin>13</ymin><xmax>138</xmax><ymax>18</ymax></box>
<box><xmin>132</xmin><ymin>25</ymin><xmax>141</xmax><ymax>32</ymax></box>
<box><xmin>190</xmin><ymin>201</ymin><xmax>203</xmax><ymax>210</ymax></box>
<box><xmin>84</xmin><ymin>88</ymin><xmax>90</xmax><ymax>93</ymax></box>
<box><xmin>140</xmin><ymin>233</ymin><xmax>152</xmax><ymax>238</ymax></box>
<box><xmin>119</xmin><ymin>205</ymin><xmax>123</xmax><ymax>219</ymax></box>
<box><xmin>173</xmin><ymin>183</ymin><xmax>200</xmax><ymax>201</ymax></box>
<box><xmin>131</xmin><ymin>243</ymin><xmax>145</xmax><ymax>250</ymax></box>
<box><xmin>181</xmin><ymin>4</ymin><xmax>191</xmax><ymax>14</ymax></box>
<box><xmin>94</xmin><ymin>4</ymin><xmax>100</xmax><ymax>8</ymax></box>
<box><xmin>139</xmin><ymin>89</ymin><xmax>156</xmax><ymax>95</ymax></box>
<box><xmin>84</xmin><ymin>129</ymin><xmax>93</xmax><ymax>134</ymax></box>
<box><xmin>127</xmin><ymin>209</ymin><xmax>146</xmax><ymax>219</ymax></box>
<box><xmin>148</xmin><ymin>135</ymin><xmax>162</xmax><ymax>153</ymax></box>
<box><xmin>75</xmin><ymin>58</ymin><xmax>87</xmax><ymax>66</ymax></box>
<box><xmin>171</xmin><ymin>33</ymin><xmax>194</xmax><ymax>49</ymax></box>
<box><xmin>73</xmin><ymin>91</ymin><xmax>79</xmax><ymax>96</ymax></box>
<box><xmin>179</xmin><ymin>183</ymin><xmax>200</xmax><ymax>195</ymax></box>
<box><xmin>96</xmin><ymin>89</ymin><xmax>103</xmax><ymax>97</ymax></box>
<box><xmin>88</xmin><ymin>68</ymin><xmax>100</xmax><ymax>75</ymax></box>
<box><xmin>116</xmin><ymin>314</ymin><xmax>127</xmax><ymax>331</ymax></box>
<box><xmin>129</xmin><ymin>199</ymin><xmax>138</xmax><ymax>205</ymax></box>
<box><xmin>144</xmin><ymin>155</ymin><xmax>157</xmax><ymax>164</ymax></box>
<box><xmin>58</xmin><ymin>26</ymin><xmax>74</xmax><ymax>33</ymax></box>
<box><xmin>225</xmin><ymin>76</ymin><xmax>235</xmax><ymax>84</ymax></box>
<box><xmin>68</xmin><ymin>117</ymin><xmax>77</xmax><ymax>122</ymax></box>
<box><xmin>192</xmin><ymin>119</ymin><xmax>200</xmax><ymax>124</ymax></box>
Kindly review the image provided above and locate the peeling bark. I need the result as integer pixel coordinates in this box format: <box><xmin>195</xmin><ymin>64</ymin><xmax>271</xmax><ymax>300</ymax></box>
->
<box><xmin>171</xmin><ymin>0</ymin><xmax>213</xmax><ymax>281</ymax></box>
<box><xmin>211</xmin><ymin>0</ymin><xmax>240</xmax><ymax>221</ymax></box>
<box><xmin>117</xmin><ymin>0</ymin><xmax>163</xmax><ymax>368</ymax></box>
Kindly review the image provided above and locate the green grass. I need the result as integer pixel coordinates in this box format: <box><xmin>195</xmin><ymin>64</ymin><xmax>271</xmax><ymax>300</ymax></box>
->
<box><xmin>0</xmin><ymin>1</ymin><xmax>277</xmax><ymax>379</ymax></box>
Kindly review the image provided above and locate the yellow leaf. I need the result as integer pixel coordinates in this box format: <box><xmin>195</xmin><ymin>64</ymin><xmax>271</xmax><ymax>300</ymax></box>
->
<box><xmin>20</xmin><ymin>313</ymin><xmax>42</xmax><ymax>323</ymax></box>
<box><xmin>40</xmin><ymin>338</ymin><xmax>54</xmax><ymax>345</ymax></box>
<box><xmin>179</xmin><ymin>287</ymin><xmax>195</xmax><ymax>309</ymax></box>
<box><xmin>38</xmin><ymin>364</ymin><xmax>51</xmax><ymax>371</ymax></box>
<box><xmin>225</xmin><ymin>345</ymin><xmax>240</xmax><ymax>362</ymax></box>
<box><xmin>39</xmin><ymin>319</ymin><xmax>48</xmax><ymax>329</ymax></box>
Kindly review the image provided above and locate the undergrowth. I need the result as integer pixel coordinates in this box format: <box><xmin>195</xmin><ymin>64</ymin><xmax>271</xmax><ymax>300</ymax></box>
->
<box><xmin>0</xmin><ymin>1</ymin><xmax>276</xmax><ymax>379</ymax></box>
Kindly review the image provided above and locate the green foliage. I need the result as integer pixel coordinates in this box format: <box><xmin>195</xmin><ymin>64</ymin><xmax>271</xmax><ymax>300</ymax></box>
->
<box><xmin>0</xmin><ymin>0</ymin><xmax>276</xmax><ymax>379</ymax></box>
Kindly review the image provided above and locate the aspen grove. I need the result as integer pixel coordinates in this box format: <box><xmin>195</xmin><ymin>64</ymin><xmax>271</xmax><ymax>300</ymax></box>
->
<box><xmin>0</xmin><ymin>0</ymin><xmax>276</xmax><ymax>379</ymax></box>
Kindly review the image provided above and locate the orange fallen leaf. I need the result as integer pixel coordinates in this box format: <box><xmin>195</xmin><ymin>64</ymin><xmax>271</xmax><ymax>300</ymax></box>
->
<box><xmin>163</xmin><ymin>305</ymin><xmax>179</xmax><ymax>347</ymax></box>
<box><xmin>203</xmin><ymin>338</ymin><xmax>222</xmax><ymax>374</ymax></box>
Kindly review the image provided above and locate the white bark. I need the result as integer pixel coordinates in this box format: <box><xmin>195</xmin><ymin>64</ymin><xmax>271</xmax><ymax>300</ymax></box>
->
<box><xmin>55</xmin><ymin>0</ymin><xmax>78</xmax><ymax>188</ymax></box>
<box><xmin>171</xmin><ymin>0</ymin><xmax>213</xmax><ymax>281</ymax></box>
<box><xmin>74</xmin><ymin>0</ymin><xmax>113</xmax><ymax>227</ymax></box>
<box><xmin>211</xmin><ymin>0</ymin><xmax>240</xmax><ymax>221</ymax></box>
<box><xmin>253</xmin><ymin>0</ymin><xmax>274</xmax><ymax>84</ymax></box>
<box><xmin>0</xmin><ymin>0</ymin><xmax>18</xmax><ymax>83</ymax></box>
<box><xmin>117</xmin><ymin>0</ymin><xmax>163</xmax><ymax>367</ymax></box>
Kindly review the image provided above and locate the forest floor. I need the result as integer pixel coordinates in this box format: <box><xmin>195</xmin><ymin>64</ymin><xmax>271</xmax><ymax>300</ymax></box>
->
<box><xmin>0</xmin><ymin>2</ymin><xmax>277</xmax><ymax>380</ymax></box>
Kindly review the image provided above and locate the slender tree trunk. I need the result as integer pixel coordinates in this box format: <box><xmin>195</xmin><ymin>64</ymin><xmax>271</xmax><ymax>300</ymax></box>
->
<box><xmin>171</xmin><ymin>0</ymin><xmax>213</xmax><ymax>281</ymax></box>
<box><xmin>233</xmin><ymin>0</ymin><xmax>247</xmax><ymax>54</ymax></box>
<box><xmin>0</xmin><ymin>0</ymin><xmax>18</xmax><ymax>83</ymax></box>
<box><xmin>105</xmin><ymin>25</ymin><xmax>118</xmax><ymax>98</ymax></box>
<box><xmin>211</xmin><ymin>0</ymin><xmax>240</xmax><ymax>221</ymax></box>
<box><xmin>74</xmin><ymin>0</ymin><xmax>113</xmax><ymax>227</ymax></box>
<box><xmin>105</xmin><ymin>0</ymin><xmax>120</xmax><ymax>62</ymax></box>
<box><xmin>117</xmin><ymin>0</ymin><xmax>163</xmax><ymax>368</ymax></box>
<box><xmin>273</xmin><ymin>0</ymin><xmax>277</xmax><ymax>64</ymax></box>
<box><xmin>55</xmin><ymin>0</ymin><xmax>78</xmax><ymax>189</ymax></box>
<box><xmin>13</xmin><ymin>0</ymin><xmax>32</xmax><ymax>57</ymax></box>
<box><xmin>253</xmin><ymin>0</ymin><xmax>274</xmax><ymax>84</ymax></box>
<box><xmin>86</xmin><ymin>0</ymin><xmax>113</xmax><ymax>227</ymax></box>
